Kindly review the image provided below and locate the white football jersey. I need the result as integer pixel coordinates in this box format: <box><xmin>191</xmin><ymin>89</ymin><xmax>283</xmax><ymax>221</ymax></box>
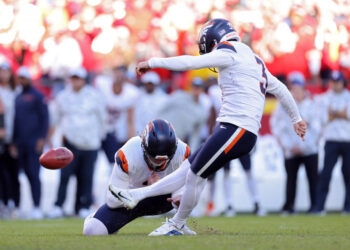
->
<box><xmin>51</xmin><ymin>85</ymin><xmax>106</xmax><ymax>150</ymax></box>
<box><xmin>109</xmin><ymin>136</ymin><xmax>190</xmax><ymax>189</ymax></box>
<box><xmin>148</xmin><ymin>41</ymin><xmax>301</xmax><ymax>135</ymax></box>
<box><xmin>315</xmin><ymin>89</ymin><xmax>350</xmax><ymax>142</ymax></box>
<box><xmin>271</xmin><ymin>97</ymin><xmax>321</xmax><ymax>158</ymax></box>
<box><xmin>134</xmin><ymin>88</ymin><xmax>168</xmax><ymax>135</ymax></box>
<box><xmin>95</xmin><ymin>75</ymin><xmax>139</xmax><ymax>141</ymax></box>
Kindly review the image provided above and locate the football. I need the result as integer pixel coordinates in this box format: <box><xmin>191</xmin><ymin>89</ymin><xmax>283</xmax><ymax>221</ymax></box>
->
<box><xmin>39</xmin><ymin>147</ymin><xmax>74</xmax><ymax>170</ymax></box>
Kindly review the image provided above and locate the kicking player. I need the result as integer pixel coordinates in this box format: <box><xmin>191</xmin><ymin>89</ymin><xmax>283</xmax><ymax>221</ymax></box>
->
<box><xmin>110</xmin><ymin>18</ymin><xmax>307</xmax><ymax>236</ymax></box>
<box><xmin>83</xmin><ymin>119</ymin><xmax>194</xmax><ymax>235</ymax></box>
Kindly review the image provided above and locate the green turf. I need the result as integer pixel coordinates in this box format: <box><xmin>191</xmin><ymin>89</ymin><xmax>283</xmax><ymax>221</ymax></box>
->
<box><xmin>0</xmin><ymin>215</ymin><xmax>350</xmax><ymax>250</ymax></box>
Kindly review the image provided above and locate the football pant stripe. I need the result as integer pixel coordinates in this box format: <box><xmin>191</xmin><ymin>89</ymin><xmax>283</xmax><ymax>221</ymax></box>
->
<box><xmin>196</xmin><ymin>127</ymin><xmax>243</xmax><ymax>176</ymax></box>
<box><xmin>224</xmin><ymin>128</ymin><xmax>246</xmax><ymax>154</ymax></box>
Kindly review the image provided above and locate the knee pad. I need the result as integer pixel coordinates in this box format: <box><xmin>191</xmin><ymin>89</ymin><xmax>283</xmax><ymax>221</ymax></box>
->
<box><xmin>83</xmin><ymin>214</ymin><xmax>108</xmax><ymax>236</ymax></box>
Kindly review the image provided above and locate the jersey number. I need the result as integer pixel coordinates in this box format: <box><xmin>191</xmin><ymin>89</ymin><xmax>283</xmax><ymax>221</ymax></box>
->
<box><xmin>255</xmin><ymin>56</ymin><xmax>268</xmax><ymax>95</ymax></box>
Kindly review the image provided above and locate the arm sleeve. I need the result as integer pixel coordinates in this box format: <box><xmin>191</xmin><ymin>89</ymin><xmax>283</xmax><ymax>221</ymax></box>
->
<box><xmin>347</xmin><ymin>96</ymin><xmax>350</xmax><ymax>120</ymax></box>
<box><xmin>106</xmin><ymin>163</ymin><xmax>130</xmax><ymax>208</ymax></box>
<box><xmin>95</xmin><ymin>91</ymin><xmax>107</xmax><ymax>139</ymax></box>
<box><xmin>148</xmin><ymin>50</ymin><xmax>233</xmax><ymax>71</ymax></box>
<box><xmin>37</xmin><ymin>94</ymin><xmax>49</xmax><ymax>139</ymax></box>
<box><xmin>12</xmin><ymin>99</ymin><xmax>18</xmax><ymax>144</ymax></box>
<box><xmin>266</xmin><ymin>71</ymin><xmax>302</xmax><ymax>124</ymax></box>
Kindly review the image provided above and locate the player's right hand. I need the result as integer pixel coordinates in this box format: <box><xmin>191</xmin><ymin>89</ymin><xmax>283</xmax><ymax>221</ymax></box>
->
<box><xmin>293</xmin><ymin>120</ymin><xmax>307</xmax><ymax>141</ymax></box>
<box><xmin>167</xmin><ymin>195</ymin><xmax>182</xmax><ymax>209</ymax></box>
<box><xmin>136</xmin><ymin>61</ymin><xmax>151</xmax><ymax>75</ymax></box>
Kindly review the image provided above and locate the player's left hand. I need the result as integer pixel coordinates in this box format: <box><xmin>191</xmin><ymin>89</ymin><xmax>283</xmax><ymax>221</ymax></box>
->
<box><xmin>147</xmin><ymin>172</ymin><xmax>160</xmax><ymax>185</ymax></box>
<box><xmin>136</xmin><ymin>61</ymin><xmax>151</xmax><ymax>75</ymax></box>
<box><xmin>293</xmin><ymin>120</ymin><xmax>307</xmax><ymax>141</ymax></box>
<box><xmin>167</xmin><ymin>195</ymin><xmax>182</xmax><ymax>209</ymax></box>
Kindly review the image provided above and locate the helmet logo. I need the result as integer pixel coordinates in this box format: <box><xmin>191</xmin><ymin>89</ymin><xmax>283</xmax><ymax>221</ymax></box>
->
<box><xmin>142</xmin><ymin>124</ymin><xmax>150</xmax><ymax>147</ymax></box>
<box><xmin>199</xmin><ymin>21</ymin><xmax>215</xmax><ymax>39</ymax></box>
<box><xmin>219</xmin><ymin>29</ymin><xmax>226</xmax><ymax>36</ymax></box>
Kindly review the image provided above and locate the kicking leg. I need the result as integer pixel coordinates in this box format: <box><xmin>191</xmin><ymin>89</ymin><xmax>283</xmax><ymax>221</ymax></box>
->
<box><xmin>171</xmin><ymin>169</ymin><xmax>206</xmax><ymax>226</ymax></box>
<box><xmin>149</xmin><ymin>123</ymin><xmax>257</xmax><ymax>236</ymax></box>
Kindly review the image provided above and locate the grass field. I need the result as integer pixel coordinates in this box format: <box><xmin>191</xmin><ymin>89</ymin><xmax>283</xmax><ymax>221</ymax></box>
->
<box><xmin>1</xmin><ymin>215</ymin><xmax>350</xmax><ymax>250</ymax></box>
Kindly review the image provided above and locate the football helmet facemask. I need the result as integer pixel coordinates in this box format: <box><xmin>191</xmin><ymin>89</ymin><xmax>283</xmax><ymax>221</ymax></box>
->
<box><xmin>141</xmin><ymin>119</ymin><xmax>178</xmax><ymax>172</ymax></box>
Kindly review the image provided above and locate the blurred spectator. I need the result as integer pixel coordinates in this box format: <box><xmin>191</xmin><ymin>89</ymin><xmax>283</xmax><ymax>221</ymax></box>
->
<box><xmin>205</xmin><ymin>151</ymin><xmax>265</xmax><ymax>217</ymax></box>
<box><xmin>157</xmin><ymin>81</ymin><xmax>207</xmax><ymax>142</ymax></box>
<box><xmin>271</xmin><ymin>72</ymin><xmax>321</xmax><ymax>214</ymax></box>
<box><xmin>187</xmin><ymin>77</ymin><xmax>215</xmax><ymax>151</ymax></box>
<box><xmin>0</xmin><ymin>90</ymin><xmax>5</xmax><ymax>218</ymax></box>
<box><xmin>96</xmin><ymin>66</ymin><xmax>139</xmax><ymax>165</ymax></box>
<box><xmin>49</xmin><ymin>67</ymin><xmax>106</xmax><ymax>218</ymax></box>
<box><xmin>315</xmin><ymin>71</ymin><xmax>350</xmax><ymax>214</ymax></box>
<box><xmin>134</xmin><ymin>71</ymin><xmax>167</xmax><ymax>135</ymax></box>
<box><xmin>12</xmin><ymin>66</ymin><xmax>49</xmax><ymax>219</ymax></box>
<box><xmin>0</xmin><ymin>0</ymin><xmax>348</xmax><ymax>90</ymax></box>
<box><xmin>0</xmin><ymin>61</ymin><xmax>19</xmax><ymax>219</ymax></box>
<box><xmin>40</xmin><ymin>32</ymin><xmax>83</xmax><ymax>94</ymax></box>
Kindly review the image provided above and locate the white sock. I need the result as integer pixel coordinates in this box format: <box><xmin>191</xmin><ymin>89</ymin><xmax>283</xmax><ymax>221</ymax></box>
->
<box><xmin>224</xmin><ymin>169</ymin><xmax>234</xmax><ymax>208</ymax></box>
<box><xmin>172</xmin><ymin>169</ymin><xmax>206</xmax><ymax>227</ymax></box>
<box><xmin>129</xmin><ymin>159</ymin><xmax>191</xmax><ymax>201</ymax></box>
<box><xmin>245</xmin><ymin>170</ymin><xmax>259</xmax><ymax>204</ymax></box>
<box><xmin>83</xmin><ymin>215</ymin><xmax>108</xmax><ymax>236</ymax></box>
<box><xmin>208</xmin><ymin>179</ymin><xmax>215</xmax><ymax>204</ymax></box>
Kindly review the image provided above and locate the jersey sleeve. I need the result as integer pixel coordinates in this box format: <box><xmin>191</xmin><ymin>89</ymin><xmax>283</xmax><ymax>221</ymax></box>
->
<box><xmin>106</xmin><ymin>162</ymin><xmax>129</xmax><ymax>208</ymax></box>
<box><xmin>266</xmin><ymin>70</ymin><xmax>302</xmax><ymax>124</ymax></box>
<box><xmin>148</xmin><ymin>49</ymin><xmax>232</xmax><ymax>71</ymax></box>
<box><xmin>183</xmin><ymin>145</ymin><xmax>191</xmax><ymax>160</ymax></box>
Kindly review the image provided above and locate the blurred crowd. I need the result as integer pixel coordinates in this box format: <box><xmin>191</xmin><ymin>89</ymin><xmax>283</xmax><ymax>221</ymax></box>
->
<box><xmin>0</xmin><ymin>0</ymin><xmax>350</xmax><ymax>89</ymax></box>
<box><xmin>0</xmin><ymin>0</ymin><xmax>350</xmax><ymax>219</ymax></box>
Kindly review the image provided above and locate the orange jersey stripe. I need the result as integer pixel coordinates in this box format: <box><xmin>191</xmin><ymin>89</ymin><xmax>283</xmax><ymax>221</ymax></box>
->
<box><xmin>224</xmin><ymin>129</ymin><xmax>246</xmax><ymax>154</ymax></box>
<box><xmin>184</xmin><ymin>145</ymin><xmax>190</xmax><ymax>160</ymax></box>
<box><xmin>118</xmin><ymin>150</ymin><xmax>129</xmax><ymax>174</ymax></box>
<box><xmin>219</xmin><ymin>41</ymin><xmax>234</xmax><ymax>47</ymax></box>
<box><xmin>212</xmin><ymin>41</ymin><xmax>235</xmax><ymax>52</ymax></box>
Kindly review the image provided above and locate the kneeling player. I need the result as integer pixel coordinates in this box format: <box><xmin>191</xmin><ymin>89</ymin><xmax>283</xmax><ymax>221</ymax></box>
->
<box><xmin>83</xmin><ymin>119</ymin><xmax>195</xmax><ymax>236</ymax></box>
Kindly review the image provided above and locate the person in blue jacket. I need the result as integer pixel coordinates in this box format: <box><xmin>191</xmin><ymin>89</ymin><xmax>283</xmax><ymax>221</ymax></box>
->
<box><xmin>12</xmin><ymin>66</ymin><xmax>49</xmax><ymax>219</ymax></box>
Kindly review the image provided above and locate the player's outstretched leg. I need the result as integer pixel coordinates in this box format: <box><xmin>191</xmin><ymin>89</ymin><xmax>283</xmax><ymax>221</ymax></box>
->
<box><xmin>148</xmin><ymin>170</ymin><xmax>205</xmax><ymax>236</ymax></box>
<box><xmin>109</xmin><ymin>159</ymin><xmax>191</xmax><ymax>209</ymax></box>
<box><xmin>108</xmin><ymin>185</ymin><xmax>138</xmax><ymax>209</ymax></box>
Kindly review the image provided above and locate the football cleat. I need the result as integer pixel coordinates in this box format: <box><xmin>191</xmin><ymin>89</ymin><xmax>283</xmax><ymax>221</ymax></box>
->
<box><xmin>108</xmin><ymin>184</ymin><xmax>139</xmax><ymax>209</ymax></box>
<box><xmin>182</xmin><ymin>224</ymin><xmax>197</xmax><ymax>235</ymax></box>
<box><xmin>148</xmin><ymin>218</ymin><xmax>184</xmax><ymax>236</ymax></box>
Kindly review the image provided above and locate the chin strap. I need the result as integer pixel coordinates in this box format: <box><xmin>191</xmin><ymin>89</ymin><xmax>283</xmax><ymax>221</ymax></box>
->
<box><xmin>209</xmin><ymin>68</ymin><xmax>218</xmax><ymax>73</ymax></box>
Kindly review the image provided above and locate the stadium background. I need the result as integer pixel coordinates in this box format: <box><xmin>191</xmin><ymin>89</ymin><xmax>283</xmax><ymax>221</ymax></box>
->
<box><xmin>0</xmin><ymin>0</ymin><xmax>349</xmax><ymax>217</ymax></box>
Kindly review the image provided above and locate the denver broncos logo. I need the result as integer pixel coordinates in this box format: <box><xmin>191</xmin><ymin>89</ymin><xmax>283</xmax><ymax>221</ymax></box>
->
<box><xmin>116</xmin><ymin>150</ymin><xmax>129</xmax><ymax>174</ymax></box>
<box><xmin>142</xmin><ymin>122</ymin><xmax>153</xmax><ymax>147</ymax></box>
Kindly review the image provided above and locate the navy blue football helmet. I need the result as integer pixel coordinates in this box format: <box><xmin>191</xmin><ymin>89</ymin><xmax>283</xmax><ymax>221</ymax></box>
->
<box><xmin>198</xmin><ymin>18</ymin><xmax>240</xmax><ymax>55</ymax></box>
<box><xmin>141</xmin><ymin>119</ymin><xmax>178</xmax><ymax>172</ymax></box>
